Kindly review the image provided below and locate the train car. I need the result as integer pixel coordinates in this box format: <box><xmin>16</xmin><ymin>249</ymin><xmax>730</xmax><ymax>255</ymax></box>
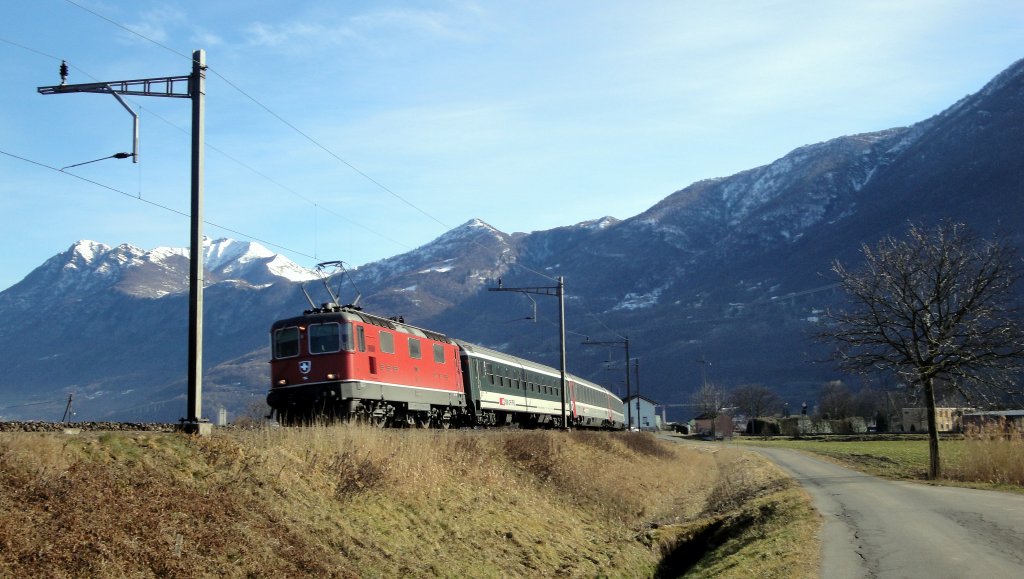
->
<box><xmin>571</xmin><ymin>375</ymin><xmax>627</xmax><ymax>430</ymax></box>
<box><xmin>456</xmin><ymin>340</ymin><xmax>625</xmax><ymax>430</ymax></box>
<box><xmin>267</xmin><ymin>304</ymin><xmax>466</xmax><ymax>427</ymax></box>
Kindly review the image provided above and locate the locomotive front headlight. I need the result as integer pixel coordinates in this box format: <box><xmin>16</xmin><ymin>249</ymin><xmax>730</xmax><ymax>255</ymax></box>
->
<box><xmin>326</xmin><ymin>373</ymin><xmax>337</xmax><ymax>380</ymax></box>
<box><xmin>277</xmin><ymin>379</ymin><xmax>288</xmax><ymax>386</ymax></box>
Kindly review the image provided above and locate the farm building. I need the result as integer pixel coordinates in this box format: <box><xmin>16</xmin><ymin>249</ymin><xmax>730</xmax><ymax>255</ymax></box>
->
<box><xmin>622</xmin><ymin>394</ymin><xmax>660</xmax><ymax>431</ymax></box>
<box><xmin>962</xmin><ymin>410</ymin><xmax>1024</xmax><ymax>432</ymax></box>
<box><xmin>900</xmin><ymin>407</ymin><xmax>972</xmax><ymax>433</ymax></box>
<box><xmin>693</xmin><ymin>412</ymin><xmax>734</xmax><ymax>439</ymax></box>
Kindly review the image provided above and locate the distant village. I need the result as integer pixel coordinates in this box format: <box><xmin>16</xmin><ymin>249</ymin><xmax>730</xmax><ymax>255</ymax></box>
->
<box><xmin>624</xmin><ymin>390</ymin><xmax>1024</xmax><ymax>439</ymax></box>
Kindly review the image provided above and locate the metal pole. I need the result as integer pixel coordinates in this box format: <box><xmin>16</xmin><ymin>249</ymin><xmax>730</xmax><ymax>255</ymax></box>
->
<box><xmin>186</xmin><ymin>49</ymin><xmax>206</xmax><ymax>431</ymax></box>
<box><xmin>109</xmin><ymin>91</ymin><xmax>139</xmax><ymax>163</ymax></box>
<box><xmin>558</xmin><ymin>276</ymin><xmax>568</xmax><ymax>429</ymax></box>
<box><xmin>624</xmin><ymin>336</ymin><xmax>632</xmax><ymax>429</ymax></box>
<box><xmin>37</xmin><ymin>55</ymin><xmax>207</xmax><ymax>434</ymax></box>
<box><xmin>62</xmin><ymin>393</ymin><xmax>74</xmax><ymax>423</ymax></box>
<box><xmin>635</xmin><ymin>357</ymin><xmax>641</xmax><ymax>429</ymax></box>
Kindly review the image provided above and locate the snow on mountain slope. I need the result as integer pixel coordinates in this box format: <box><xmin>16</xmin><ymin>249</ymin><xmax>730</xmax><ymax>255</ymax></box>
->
<box><xmin>1</xmin><ymin>238</ymin><xmax>316</xmax><ymax>302</ymax></box>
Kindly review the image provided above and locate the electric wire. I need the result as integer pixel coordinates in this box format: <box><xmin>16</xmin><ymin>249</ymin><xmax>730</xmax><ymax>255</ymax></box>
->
<box><xmin>60</xmin><ymin>0</ymin><xmax>560</xmax><ymax>283</ymax></box>
<box><xmin>61</xmin><ymin>0</ymin><xmax>448</xmax><ymax>228</ymax></box>
<box><xmin>0</xmin><ymin>398</ymin><xmax>65</xmax><ymax>410</ymax></box>
<box><xmin>0</xmin><ymin>148</ymin><xmax>317</xmax><ymax>261</ymax></box>
<box><xmin>12</xmin><ymin>9</ymin><xmax>583</xmax><ymax>337</ymax></box>
<box><xmin>0</xmin><ymin>35</ymin><xmax>412</xmax><ymax>258</ymax></box>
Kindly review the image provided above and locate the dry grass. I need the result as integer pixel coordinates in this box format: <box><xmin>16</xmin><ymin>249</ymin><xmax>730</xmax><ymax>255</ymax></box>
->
<box><xmin>645</xmin><ymin>445</ymin><xmax>820</xmax><ymax>579</ymax></box>
<box><xmin>946</xmin><ymin>424</ymin><xmax>1024</xmax><ymax>487</ymax></box>
<box><xmin>0</xmin><ymin>428</ymin><xmax>818</xmax><ymax>577</ymax></box>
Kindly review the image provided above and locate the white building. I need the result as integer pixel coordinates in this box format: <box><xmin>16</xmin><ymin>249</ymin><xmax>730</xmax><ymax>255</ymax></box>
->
<box><xmin>622</xmin><ymin>395</ymin><xmax>661</xmax><ymax>431</ymax></box>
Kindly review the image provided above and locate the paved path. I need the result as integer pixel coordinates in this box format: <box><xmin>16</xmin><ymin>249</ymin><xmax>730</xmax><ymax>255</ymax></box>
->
<box><xmin>752</xmin><ymin>446</ymin><xmax>1024</xmax><ymax>578</ymax></box>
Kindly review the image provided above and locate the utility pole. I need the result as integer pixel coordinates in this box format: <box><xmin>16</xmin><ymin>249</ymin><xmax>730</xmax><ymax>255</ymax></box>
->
<box><xmin>39</xmin><ymin>50</ymin><xmax>210</xmax><ymax>435</ymax></box>
<box><xmin>634</xmin><ymin>357</ymin><xmax>641</xmax><ymax>429</ymax></box>
<box><xmin>61</xmin><ymin>394</ymin><xmax>74</xmax><ymax>423</ymax></box>
<box><xmin>582</xmin><ymin>335</ymin><xmax>632</xmax><ymax>429</ymax></box>
<box><xmin>696</xmin><ymin>356</ymin><xmax>711</xmax><ymax>389</ymax></box>
<box><xmin>489</xmin><ymin>277</ymin><xmax>570</xmax><ymax>429</ymax></box>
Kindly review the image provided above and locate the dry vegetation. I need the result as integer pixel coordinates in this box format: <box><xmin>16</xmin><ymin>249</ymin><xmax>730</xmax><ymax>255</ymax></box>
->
<box><xmin>0</xmin><ymin>427</ymin><xmax>818</xmax><ymax>578</ymax></box>
<box><xmin>739</xmin><ymin>426</ymin><xmax>1024</xmax><ymax>491</ymax></box>
<box><xmin>946</xmin><ymin>424</ymin><xmax>1024</xmax><ymax>487</ymax></box>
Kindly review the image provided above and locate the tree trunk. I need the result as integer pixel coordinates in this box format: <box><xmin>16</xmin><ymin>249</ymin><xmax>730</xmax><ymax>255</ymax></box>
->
<box><xmin>923</xmin><ymin>377</ymin><xmax>941</xmax><ymax>479</ymax></box>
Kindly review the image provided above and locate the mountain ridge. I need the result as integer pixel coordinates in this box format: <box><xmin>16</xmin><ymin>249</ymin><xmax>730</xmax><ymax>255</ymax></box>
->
<box><xmin>3</xmin><ymin>57</ymin><xmax>1023</xmax><ymax>421</ymax></box>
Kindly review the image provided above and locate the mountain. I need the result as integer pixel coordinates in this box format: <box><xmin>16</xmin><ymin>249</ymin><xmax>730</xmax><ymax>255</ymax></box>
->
<box><xmin>0</xmin><ymin>239</ymin><xmax>317</xmax><ymax>420</ymax></box>
<box><xmin>2</xmin><ymin>58</ymin><xmax>1023</xmax><ymax>422</ymax></box>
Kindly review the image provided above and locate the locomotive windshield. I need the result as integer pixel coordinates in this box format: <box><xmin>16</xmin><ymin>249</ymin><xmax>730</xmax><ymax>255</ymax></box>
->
<box><xmin>309</xmin><ymin>322</ymin><xmax>354</xmax><ymax>354</ymax></box>
<box><xmin>273</xmin><ymin>327</ymin><xmax>300</xmax><ymax>358</ymax></box>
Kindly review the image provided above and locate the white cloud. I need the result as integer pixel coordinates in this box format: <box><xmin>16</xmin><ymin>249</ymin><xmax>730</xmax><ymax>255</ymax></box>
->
<box><xmin>125</xmin><ymin>6</ymin><xmax>187</xmax><ymax>44</ymax></box>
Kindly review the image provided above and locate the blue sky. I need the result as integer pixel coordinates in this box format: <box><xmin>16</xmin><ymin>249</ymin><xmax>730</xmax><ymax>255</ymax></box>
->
<box><xmin>1</xmin><ymin>0</ymin><xmax>1022</xmax><ymax>291</ymax></box>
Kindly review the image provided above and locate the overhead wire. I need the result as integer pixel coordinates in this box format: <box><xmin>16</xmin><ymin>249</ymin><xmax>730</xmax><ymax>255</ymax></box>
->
<box><xmin>23</xmin><ymin>4</ymin><xmax>599</xmax><ymax>342</ymax></box>
<box><xmin>60</xmin><ymin>0</ymin><xmax>559</xmax><ymax>284</ymax></box>
<box><xmin>0</xmin><ymin>148</ymin><xmax>317</xmax><ymax>260</ymax></box>
<box><xmin>0</xmin><ymin>34</ymin><xmax>412</xmax><ymax>260</ymax></box>
<box><xmin>61</xmin><ymin>0</ymin><xmax>449</xmax><ymax>227</ymax></box>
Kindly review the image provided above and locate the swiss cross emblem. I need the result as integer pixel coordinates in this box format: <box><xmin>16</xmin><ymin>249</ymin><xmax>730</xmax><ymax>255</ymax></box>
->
<box><xmin>298</xmin><ymin>361</ymin><xmax>311</xmax><ymax>374</ymax></box>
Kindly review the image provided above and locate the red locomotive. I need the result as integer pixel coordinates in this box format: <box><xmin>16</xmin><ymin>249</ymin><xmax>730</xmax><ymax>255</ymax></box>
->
<box><xmin>268</xmin><ymin>303</ymin><xmax>466</xmax><ymax>427</ymax></box>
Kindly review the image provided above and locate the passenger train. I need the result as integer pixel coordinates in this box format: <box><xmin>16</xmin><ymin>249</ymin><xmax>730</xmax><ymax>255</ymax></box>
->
<box><xmin>267</xmin><ymin>302</ymin><xmax>625</xmax><ymax>430</ymax></box>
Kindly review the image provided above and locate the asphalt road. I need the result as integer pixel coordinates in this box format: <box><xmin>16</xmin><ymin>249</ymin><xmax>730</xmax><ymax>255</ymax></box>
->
<box><xmin>752</xmin><ymin>446</ymin><xmax>1024</xmax><ymax>578</ymax></box>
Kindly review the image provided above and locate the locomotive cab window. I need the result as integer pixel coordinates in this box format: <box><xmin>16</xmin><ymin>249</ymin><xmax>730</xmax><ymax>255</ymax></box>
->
<box><xmin>309</xmin><ymin>322</ymin><xmax>353</xmax><ymax>354</ymax></box>
<box><xmin>273</xmin><ymin>326</ymin><xmax>300</xmax><ymax>358</ymax></box>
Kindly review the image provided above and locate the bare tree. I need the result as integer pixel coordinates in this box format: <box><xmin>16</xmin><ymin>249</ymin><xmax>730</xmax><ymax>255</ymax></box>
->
<box><xmin>690</xmin><ymin>381</ymin><xmax>726</xmax><ymax>437</ymax></box>
<box><xmin>730</xmin><ymin>383</ymin><xmax>782</xmax><ymax>433</ymax></box>
<box><xmin>690</xmin><ymin>381</ymin><xmax>726</xmax><ymax>417</ymax></box>
<box><xmin>817</xmin><ymin>380</ymin><xmax>854</xmax><ymax>419</ymax></box>
<box><xmin>819</xmin><ymin>222</ymin><xmax>1024</xmax><ymax>479</ymax></box>
<box><xmin>852</xmin><ymin>383</ymin><xmax>893</xmax><ymax>431</ymax></box>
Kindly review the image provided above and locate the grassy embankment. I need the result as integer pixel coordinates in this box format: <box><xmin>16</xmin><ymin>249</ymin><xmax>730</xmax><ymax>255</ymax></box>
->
<box><xmin>736</xmin><ymin>428</ymin><xmax>1024</xmax><ymax>491</ymax></box>
<box><xmin>0</xmin><ymin>427</ymin><xmax>818</xmax><ymax>578</ymax></box>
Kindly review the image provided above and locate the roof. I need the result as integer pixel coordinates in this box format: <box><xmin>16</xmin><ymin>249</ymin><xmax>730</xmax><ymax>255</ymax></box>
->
<box><xmin>963</xmin><ymin>410</ymin><xmax>1024</xmax><ymax>418</ymax></box>
<box><xmin>693</xmin><ymin>412</ymin><xmax>732</xmax><ymax>420</ymax></box>
<box><xmin>621</xmin><ymin>394</ymin><xmax>660</xmax><ymax>406</ymax></box>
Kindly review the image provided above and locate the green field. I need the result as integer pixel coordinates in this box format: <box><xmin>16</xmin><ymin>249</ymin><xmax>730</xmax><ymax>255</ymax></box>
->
<box><xmin>734</xmin><ymin>434</ymin><xmax>1024</xmax><ymax>492</ymax></box>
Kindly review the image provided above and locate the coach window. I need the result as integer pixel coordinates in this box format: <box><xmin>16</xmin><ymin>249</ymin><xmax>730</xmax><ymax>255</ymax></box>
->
<box><xmin>433</xmin><ymin>343</ymin><xmax>445</xmax><ymax>364</ymax></box>
<box><xmin>273</xmin><ymin>326</ymin><xmax>300</xmax><ymax>358</ymax></box>
<box><xmin>309</xmin><ymin>322</ymin><xmax>343</xmax><ymax>354</ymax></box>
<box><xmin>380</xmin><ymin>331</ymin><xmax>395</xmax><ymax>354</ymax></box>
<box><xmin>409</xmin><ymin>337</ymin><xmax>422</xmax><ymax>359</ymax></box>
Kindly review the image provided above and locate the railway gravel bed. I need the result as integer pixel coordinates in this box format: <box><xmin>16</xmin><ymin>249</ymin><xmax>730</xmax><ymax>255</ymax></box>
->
<box><xmin>0</xmin><ymin>421</ymin><xmax>177</xmax><ymax>432</ymax></box>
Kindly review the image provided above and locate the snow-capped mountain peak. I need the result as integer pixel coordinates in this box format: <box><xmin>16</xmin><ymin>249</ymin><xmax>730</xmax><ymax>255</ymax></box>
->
<box><xmin>4</xmin><ymin>238</ymin><xmax>316</xmax><ymax>301</ymax></box>
<box><xmin>201</xmin><ymin>238</ymin><xmax>317</xmax><ymax>284</ymax></box>
<box><xmin>68</xmin><ymin>239</ymin><xmax>110</xmax><ymax>264</ymax></box>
